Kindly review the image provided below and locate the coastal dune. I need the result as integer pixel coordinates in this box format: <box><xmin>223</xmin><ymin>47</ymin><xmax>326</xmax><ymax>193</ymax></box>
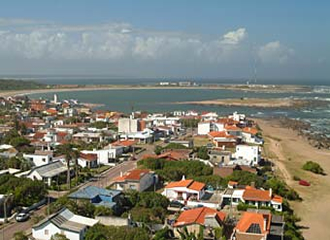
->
<box><xmin>258</xmin><ymin>118</ymin><xmax>330</xmax><ymax>240</ymax></box>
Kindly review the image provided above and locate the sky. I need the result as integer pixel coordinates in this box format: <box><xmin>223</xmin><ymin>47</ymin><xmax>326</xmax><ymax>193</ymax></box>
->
<box><xmin>0</xmin><ymin>0</ymin><xmax>329</xmax><ymax>81</ymax></box>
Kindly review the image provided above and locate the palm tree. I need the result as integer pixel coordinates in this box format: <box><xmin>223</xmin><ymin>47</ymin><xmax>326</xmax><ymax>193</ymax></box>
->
<box><xmin>56</xmin><ymin>143</ymin><xmax>79</xmax><ymax>190</ymax></box>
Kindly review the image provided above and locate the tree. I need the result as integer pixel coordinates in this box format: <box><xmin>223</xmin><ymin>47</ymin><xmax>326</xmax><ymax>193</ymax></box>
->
<box><xmin>14</xmin><ymin>231</ymin><xmax>28</xmax><ymax>240</ymax></box>
<box><xmin>56</xmin><ymin>144</ymin><xmax>79</xmax><ymax>189</ymax></box>
<box><xmin>50</xmin><ymin>233</ymin><xmax>70</xmax><ymax>240</ymax></box>
<box><xmin>197</xmin><ymin>146</ymin><xmax>209</xmax><ymax>160</ymax></box>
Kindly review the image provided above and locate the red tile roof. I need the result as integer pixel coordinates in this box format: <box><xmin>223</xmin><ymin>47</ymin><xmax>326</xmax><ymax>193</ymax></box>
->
<box><xmin>79</xmin><ymin>153</ymin><xmax>98</xmax><ymax>161</ymax></box>
<box><xmin>236</xmin><ymin>212</ymin><xmax>271</xmax><ymax>234</ymax></box>
<box><xmin>114</xmin><ymin>169</ymin><xmax>150</xmax><ymax>182</ymax></box>
<box><xmin>243</xmin><ymin>188</ymin><xmax>272</xmax><ymax>202</ymax></box>
<box><xmin>174</xmin><ymin>207</ymin><xmax>226</xmax><ymax>227</ymax></box>
<box><xmin>165</xmin><ymin>179</ymin><xmax>205</xmax><ymax>191</ymax></box>
<box><xmin>242</xmin><ymin>127</ymin><xmax>258</xmax><ymax>135</ymax></box>
<box><xmin>111</xmin><ymin>140</ymin><xmax>137</xmax><ymax>147</ymax></box>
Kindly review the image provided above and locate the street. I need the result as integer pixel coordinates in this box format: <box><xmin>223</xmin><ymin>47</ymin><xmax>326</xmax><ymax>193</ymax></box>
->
<box><xmin>1</xmin><ymin>160</ymin><xmax>138</xmax><ymax>240</ymax></box>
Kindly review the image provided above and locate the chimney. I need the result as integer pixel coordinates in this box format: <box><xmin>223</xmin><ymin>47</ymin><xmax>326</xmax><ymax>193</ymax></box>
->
<box><xmin>182</xmin><ymin>175</ymin><xmax>186</xmax><ymax>180</ymax></box>
<box><xmin>263</xmin><ymin>217</ymin><xmax>267</xmax><ymax>232</ymax></box>
<box><xmin>120</xmin><ymin>171</ymin><xmax>123</xmax><ymax>177</ymax></box>
<box><xmin>269</xmin><ymin>188</ymin><xmax>272</xmax><ymax>197</ymax></box>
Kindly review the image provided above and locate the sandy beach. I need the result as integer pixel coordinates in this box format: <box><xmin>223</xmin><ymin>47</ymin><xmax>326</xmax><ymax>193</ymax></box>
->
<box><xmin>176</xmin><ymin>98</ymin><xmax>309</xmax><ymax>108</ymax></box>
<box><xmin>257</xmin><ymin>118</ymin><xmax>330</xmax><ymax>240</ymax></box>
<box><xmin>0</xmin><ymin>83</ymin><xmax>311</xmax><ymax>98</ymax></box>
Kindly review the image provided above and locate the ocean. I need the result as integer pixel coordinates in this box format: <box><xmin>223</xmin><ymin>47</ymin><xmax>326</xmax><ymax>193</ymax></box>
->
<box><xmin>29</xmin><ymin>87</ymin><xmax>330</xmax><ymax>137</ymax></box>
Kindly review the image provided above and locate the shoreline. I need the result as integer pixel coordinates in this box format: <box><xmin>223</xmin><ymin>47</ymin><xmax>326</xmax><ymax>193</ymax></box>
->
<box><xmin>257</xmin><ymin>118</ymin><xmax>330</xmax><ymax>239</ymax></box>
<box><xmin>0</xmin><ymin>84</ymin><xmax>313</xmax><ymax>98</ymax></box>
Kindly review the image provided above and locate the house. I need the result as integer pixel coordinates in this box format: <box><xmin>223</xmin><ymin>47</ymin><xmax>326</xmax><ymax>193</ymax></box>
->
<box><xmin>231</xmin><ymin>211</ymin><xmax>271</xmax><ymax>240</ymax></box>
<box><xmin>68</xmin><ymin>186</ymin><xmax>122</xmax><ymax>211</ymax></box>
<box><xmin>77</xmin><ymin>153</ymin><xmax>98</xmax><ymax>168</ymax></box>
<box><xmin>162</xmin><ymin>177</ymin><xmax>206</xmax><ymax>201</ymax></box>
<box><xmin>82</xmin><ymin>147</ymin><xmax>123</xmax><ymax>165</ymax></box>
<box><xmin>32</xmin><ymin>208</ymin><xmax>98</xmax><ymax>240</ymax></box>
<box><xmin>198</xmin><ymin>121</ymin><xmax>224</xmax><ymax>135</ymax></box>
<box><xmin>173</xmin><ymin>207</ymin><xmax>226</xmax><ymax>240</ymax></box>
<box><xmin>72</xmin><ymin>132</ymin><xmax>104</xmax><ymax>143</ymax></box>
<box><xmin>113</xmin><ymin>169</ymin><xmax>157</xmax><ymax>192</ymax></box>
<box><xmin>118</xmin><ymin>117</ymin><xmax>140</xmax><ymax>133</ymax></box>
<box><xmin>242</xmin><ymin>127</ymin><xmax>263</xmax><ymax>145</ymax></box>
<box><xmin>23</xmin><ymin>150</ymin><xmax>54</xmax><ymax>167</ymax></box>
<box><xmin>0</xmin><ymin>144</ymin><xmax>18</xmax><ymax>158</ymax></box>
<box><xmin>157</xmin><ymin>149</ymin><xmax>193</xmax><ymax>161</ymax></box>
<box><xmin>221</xmin><ymin>187</ymin><xmax>283</xmax><ymax>212</ymax></box>
<box><xmin>234</xmin><ymin>145</ymin><xmax>261</xmax><ymax>166</ymax></box>
<box><xmin>208</xmin><ymin>131</ymin><xmax>237</xmax><ymax>148</ymax></box>
<box><xmin>26</xmin><ymin>161</ymin><xmax>68</xmax><ymax>186</ymax></box>
<box><xmin>120</xmin><ymin>129</ymin><xmax>154</xmax><ymax>144</ymax></box>
<box><xmin>201</xmin><ymin>112</ymin><xmax>218</xmax><ymax>121</ymax></box>
<box><xmin>208</xmin><ymin>150</ymin><xmax>232</xmax><ymax>166</ymax></box>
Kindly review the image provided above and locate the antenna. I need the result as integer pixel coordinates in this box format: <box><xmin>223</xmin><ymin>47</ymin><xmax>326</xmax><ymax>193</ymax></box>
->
<box><xmin>254</xmin><ymin>55</ymin><xmax>257</xmax><ymax>84</ymax></box>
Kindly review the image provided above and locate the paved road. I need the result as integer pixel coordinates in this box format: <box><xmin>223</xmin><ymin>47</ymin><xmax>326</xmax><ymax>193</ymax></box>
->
<box><xmin>2</xmin><ymin>160</ymin><xmax>138</xmax><ymax>240</ymax></box>
<box><xmin>0</xmin><ymin>205</ymin><xmax>47</xmax><ymax>240</ymax></box>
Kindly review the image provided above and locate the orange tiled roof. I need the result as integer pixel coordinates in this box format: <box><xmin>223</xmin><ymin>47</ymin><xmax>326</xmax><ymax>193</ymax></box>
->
<box><xmin>208</xmin><ymin>131</ymin><xmax>228</xmax><ymax>138</ymax></box>
<box><xmin>165</xmin><ymin>179</ymin><xmax>194</xmax><ymax>188</ymax></box>
<box><xmin>174</xmin><ymin>207</ymin><xmax>226</xmax><ymax>227</ymax></box>
<box><xmin>243</xmin><ymin>188</ymin><xmax>272</xmax><ymax>202</ymax></box>
<box><xmin>114</xmin><ymin>169</ymin><xmax>150</xmax><ymax>182</ymax></box>
<box><xmin>79</xmin><ymin>153</ymin><xmax>97</xmax><ymax>161</ymax></box>
<box><xmin>242</xmin><ymin>127</ymin><xmax>258</xmax><ymax>135</ymax></box>
<box><xmin>272</xmin><ymin>195</ymin><xmax>283</xmax><ymax>203</ymax></box>
<box><xmin>111</xmin><ymin>140</ymin><xmax>137</xmax><ymax>147</ymax></box>
<box><xmin>165</xmin><ymin>179</ymin><xmax>205</xmax><ymax>191</ymax></box>
<box><xmin>236</xmin><ymin>212</ymin><xmax>271</xmax><ymax>234</ymax></box>
<box><xmin>224</xmin><ymin>125</ymin><xmax>242</xmax><ymax>131</ymax></box>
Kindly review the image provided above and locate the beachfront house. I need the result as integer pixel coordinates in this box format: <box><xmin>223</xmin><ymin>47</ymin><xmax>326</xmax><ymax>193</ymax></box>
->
<box><xmin>233</xmin><ymin>145</ymin><xmax>261</xmax><ymax>166</ymax></box>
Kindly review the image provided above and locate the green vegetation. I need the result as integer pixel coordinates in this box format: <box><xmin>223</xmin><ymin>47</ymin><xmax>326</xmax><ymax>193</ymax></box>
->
<box><xmin>0</xmin><ymin>79</ymin><xmax>45</xmax><ymax>91</ymax></box>
<box><xmin>302</xmin><ymin>161</ymin><xmax>325</xmax><ymax>175</ymax></box>
<box><xmin>154</xmin><ymin>142</ymin><xmax>188</xmax><ymax>155</ymax></box>
<box><xmin>85</xmin><ymin>224</ymin><xmax>150</xmax><ymax>240</ymax></box>
<box><xmin>50</xmin><ymin>233</ymin><xmax>70</xmax><ymax>240</ymax></box>
<box><xmin>48</xmin><ymin>196</ymin><xmax>115</xmax><ymax>217</ymax></box>
<box><xmin>14</xmin><ymin>232</ymin><xmax>28</xmax><ymax>240</ymax></box>
<box><xmin>180</xmin><ymin>118</ymin><xmax>200</xmax><ymax>128</ymax></box>
<box><xmin>0</xmin><ymin>157</ymin><xmax>32</xmax><ymax>171</ymax></box>
<box><xmin>0</xmin><ymin>174</ymin><xmax>47</xmax><ymax>206</ymax></box>
<box><xmin>123</xmin><ymin>190</ymin><xmax>169</xmax><ymax>223</ymax></box>
<box><xmin>196</xmin><ymin>146</ymin><xmax>209</xmax><ymax>160</ymax></box>
<box><xmin>265</xmin><ymin>177</ymin><xmax>301</xmax><ymax>201</ymax></box>
<box><xmin>89</xmin><ymin>121</ymin><xmax>117</xmax><ymax>130</ymax></box>
<box><xmin>138</xmin><ymin>158</ymin><xmax>212</xmax><ymax>181</ymax></box>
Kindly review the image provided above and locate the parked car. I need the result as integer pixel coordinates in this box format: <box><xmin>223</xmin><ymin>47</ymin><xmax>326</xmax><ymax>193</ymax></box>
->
<box><xmin>16</xmin><ymin>212</ymin><xmax>29</xmax><ymax>222</ymax></box>
<box><xmin>299</xmin><ymin>180</ymin><xmax>310</xmax><ymax>186</ymax></box>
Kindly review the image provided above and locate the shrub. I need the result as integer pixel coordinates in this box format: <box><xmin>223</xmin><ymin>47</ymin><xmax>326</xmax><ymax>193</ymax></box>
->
<box><xmin>302</xmin><ymin>161</ymin><xmax>325</xmax><ymax>175</ymax></box>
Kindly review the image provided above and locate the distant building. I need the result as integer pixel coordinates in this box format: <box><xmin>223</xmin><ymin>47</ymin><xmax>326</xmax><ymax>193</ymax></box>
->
<box><xmin>118</xmin><ymin>118</ymin><xmax>140</xmax><ymax>133</ymax></box>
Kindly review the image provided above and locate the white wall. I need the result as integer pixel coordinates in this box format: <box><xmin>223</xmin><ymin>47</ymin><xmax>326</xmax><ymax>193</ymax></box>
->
<box><xmin>24</xmin><ymin>153</ymin><xmax>53</xmax><ymax>167</ymax></box>
<box><xmin>235</xmin><ymin>145</ymin><xmax>260</xmax><ymax>165</ymax></box>
<box><xmin>198</xmin><ymin>122</ymin><xmax>210</xmax><ymax>135</ymax></box>
<box><xmin>118</xmin><ymin>118</ymin><xmax>139</xmax><ymax>133</ymax></box>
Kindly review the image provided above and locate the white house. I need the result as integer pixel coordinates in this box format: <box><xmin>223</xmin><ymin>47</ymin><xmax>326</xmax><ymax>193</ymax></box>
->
<box><xmin>162</xmin><ymin>177</ymin><xmax>206</xmax><ymax>201</ymax></box>
<box><xmin>198</xmin><ymin>122</ymin><xmax>224</xmax><ymax>135</ymax></box>
<box><xmin>229</xmin><ymin>112</ymin><xmax>246</xmax><ymax>122</ymax></box>
<box><xmin>81</xmin><ymin>147</ymin><xmax>123</xmax><ymax>165</ymax></box>
<box><xmin>32</xmin><ymin>208</ymin><xmax>98</xmax><ymax>240</ymax></box>
<box><xmin>27</xmin><ymin>161</ymin><xmax>67</xmax><ymax>186</ymax></box>
<box><xmin>120</xmin><ymin>129</ymin><xmax>154</xmax><ymax>144</ymax></box>
<box><xmin>201</xmin><ymin>112</ymin><xmax>218</xmax><ymax>121</ymax></box>
<box><xmin>234</xmin><ymin>145</ymin><xmax>261</xmax><ymax>166</ymax></box>
<box><xmin>118</xmin><ymin>118</ymin><xmax>139</xmax><ymax>133</ymax></box>
<box><xmin>23</xmin><ymin>151</ymin><xmax>54</xmax><ymax>167</ymax></box>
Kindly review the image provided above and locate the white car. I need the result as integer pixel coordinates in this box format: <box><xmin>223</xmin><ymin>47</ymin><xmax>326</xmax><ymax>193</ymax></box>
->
<box><xmin>16</xmin><ymin>212</ymin><xmax>29</xmax><ymax>222</ymax></box>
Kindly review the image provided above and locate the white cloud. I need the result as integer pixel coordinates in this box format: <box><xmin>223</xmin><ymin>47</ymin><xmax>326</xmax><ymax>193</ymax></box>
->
<box><xmin>0</xmin><ymin>18</ymin><xmax>251</xmax><ymax>64</ymax></box>
<box><xmin>220</xmin><ymin>28</ymin><xmax>247</xmax><ymax>45</ymax></box>
<box><xmin>258</xmin><ymin>41</ymin><xmax>294</xmax><ymax>64</ymax></box>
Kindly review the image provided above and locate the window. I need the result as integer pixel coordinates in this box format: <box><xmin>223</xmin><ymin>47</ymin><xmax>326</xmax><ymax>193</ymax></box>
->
<box><xmin>129</xmin><ymin>184</ymin><xmax>137</xmax><ymax>190</ymax></box>
<box><xmin>44</xmin><ymin>229</ymin><xmax>49</xmax><ymax>235</ymax></box>
<box><xmin>42</xmin><ymin>158</ymin><xmax>46</xmax><ymax>162</ymax></box>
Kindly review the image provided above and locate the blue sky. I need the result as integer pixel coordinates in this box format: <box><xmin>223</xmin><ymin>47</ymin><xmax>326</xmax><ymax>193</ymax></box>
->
<box><xmin>0</xmin><ymin>0</ymin><xmax>329</xmax><ymax>81</ymax></box>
